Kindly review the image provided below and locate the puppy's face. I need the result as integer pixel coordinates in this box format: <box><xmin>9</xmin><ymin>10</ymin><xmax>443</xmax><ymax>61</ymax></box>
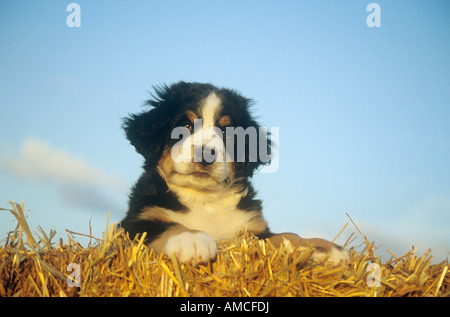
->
<box><xmin>158</xmin><ymin>92</ymin><xmax>235</xmax><ymax>191</ymax></box>
<box><xmin>123</xmin><ymin>82</ymin><xmax>270</xmax><ymax>191</ymax></box>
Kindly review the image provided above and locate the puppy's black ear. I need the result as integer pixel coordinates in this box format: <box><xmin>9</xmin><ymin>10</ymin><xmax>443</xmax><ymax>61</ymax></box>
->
<box><xmin>123</xmin><ymin>106</ymin><xmax>171</xmax><ymax>166</ymax></box>
<box><xmin>123</xmin><ymin>83</ymin><xmax>187</xmax><ymax>165</ymax></box>
<box><xmin>243</xmin><ymin>121</ymin><xmax>272</xmax><ymax>177</ymax></box>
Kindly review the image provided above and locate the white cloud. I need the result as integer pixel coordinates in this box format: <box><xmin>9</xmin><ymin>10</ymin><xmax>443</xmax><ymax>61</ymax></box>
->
<box><xmin>1</xmin><ymin>137</ymin><xmax>126</xmax><ymax>193</ymax></box>
<box><xmin>0</xmin><ymin>137</ymin><xmax>128</xmax><ymax>212</ymax></box>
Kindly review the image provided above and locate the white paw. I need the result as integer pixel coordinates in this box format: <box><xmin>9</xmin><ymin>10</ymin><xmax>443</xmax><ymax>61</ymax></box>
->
<box><xmin>311</xmin><ymin>246</ymin><xmax>350</xmax><ymax>267</ymax></box>
<box><xmin>165</xmin><ymin>231</ymin><xmax>217</xmax><ymax>265</ymax></box>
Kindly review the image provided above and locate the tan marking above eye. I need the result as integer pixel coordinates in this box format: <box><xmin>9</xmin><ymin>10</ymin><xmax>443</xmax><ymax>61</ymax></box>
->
<box><xmin>186</xmin><ymin>110</ymin><xmax>199</xmax><ymax>124</ymax></box>
<box><xmin>218</xmin><ymin>115</ymin><xmax>231</xmax><ymax>127</ymax></box>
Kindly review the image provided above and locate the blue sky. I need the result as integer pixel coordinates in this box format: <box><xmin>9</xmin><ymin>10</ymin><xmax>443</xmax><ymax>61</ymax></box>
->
<box><xmin>1</xmin><ymin>1</ymin><xmax>449</xmax><ymax>263</ymax></box>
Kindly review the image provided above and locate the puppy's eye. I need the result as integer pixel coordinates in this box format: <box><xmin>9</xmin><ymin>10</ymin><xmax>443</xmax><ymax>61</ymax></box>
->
<box><xmin>183</xmin><ymin>122</ymin><xmax>193</xmax><ymax>131</ymax></box>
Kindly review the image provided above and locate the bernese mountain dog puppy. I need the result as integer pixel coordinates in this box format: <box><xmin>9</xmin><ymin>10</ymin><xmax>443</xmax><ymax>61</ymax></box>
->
<box><xmin>121</xmin><ymin>81</ymin><xmax>349</xmax><ymax>267</ymax></box>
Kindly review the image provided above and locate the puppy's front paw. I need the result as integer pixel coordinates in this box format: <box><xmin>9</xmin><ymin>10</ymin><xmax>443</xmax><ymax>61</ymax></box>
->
<box><xmin>269</xmin><ymin>234</ymin><xmax>349</xmax><ymax>268</ymax></box>
<box><xmin>165</xmin><ymin>231</ymin><xmax>217</xmax><ymax>265</ymax></box>
<box><xmin>304</xmin><ymin>238</ymin><xmax>350</xmax><ymax>267</ymax></box>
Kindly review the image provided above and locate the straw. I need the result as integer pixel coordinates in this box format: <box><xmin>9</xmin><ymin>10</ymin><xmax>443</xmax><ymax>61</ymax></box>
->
<box><xmin>1</xmin><ymin>201</ymin><xmax>448</xmax><ymax>297</ymax></box>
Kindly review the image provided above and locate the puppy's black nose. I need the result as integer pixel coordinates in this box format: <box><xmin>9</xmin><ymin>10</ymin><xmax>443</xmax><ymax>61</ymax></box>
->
<box><xmin>194</xmin><ymin>146</ymin><xmax>216</xmax><ymax>166</ymax></box>
<box><xmin>201</xmin><ymin>159</ymin><xmax>214</xmax><ymax>166</ymax></box>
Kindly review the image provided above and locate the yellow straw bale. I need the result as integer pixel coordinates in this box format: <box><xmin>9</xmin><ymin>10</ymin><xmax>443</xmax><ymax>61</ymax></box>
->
<box><xmin>1</xmin><ymin>201</ymin><xmax>448</xmax><ymax>297</ymax></box>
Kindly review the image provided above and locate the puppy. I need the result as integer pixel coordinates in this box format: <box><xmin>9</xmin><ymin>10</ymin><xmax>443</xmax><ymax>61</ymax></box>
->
<box><xmin>121</xmin><ymin>82</ymin><xmax>349</xmax><ymax>266</ymax></box>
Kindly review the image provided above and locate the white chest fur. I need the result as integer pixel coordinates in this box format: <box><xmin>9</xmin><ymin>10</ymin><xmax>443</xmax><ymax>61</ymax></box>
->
<box><xmin>164</xmin><ymin>185</ymin><xmax>259</xmax><ymax>240</ymax></box>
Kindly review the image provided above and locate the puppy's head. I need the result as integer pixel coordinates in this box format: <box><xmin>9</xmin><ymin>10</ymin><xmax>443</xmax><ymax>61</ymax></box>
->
<box><xmin>123</xmin><ymin>82</ymin><xmax>271</xmax><ymax>190</ymax></box>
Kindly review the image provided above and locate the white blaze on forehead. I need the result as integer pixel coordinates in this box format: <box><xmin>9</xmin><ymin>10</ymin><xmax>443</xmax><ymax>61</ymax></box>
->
<box><xmin>188</xmin><ymin>91</ymin><xmax>225</xmax><ymax>164</ymax></box>
<box><xmin>200</xmin><ymin>92</ymin><xmax>222</xmax><ymax>128</ymax></box>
